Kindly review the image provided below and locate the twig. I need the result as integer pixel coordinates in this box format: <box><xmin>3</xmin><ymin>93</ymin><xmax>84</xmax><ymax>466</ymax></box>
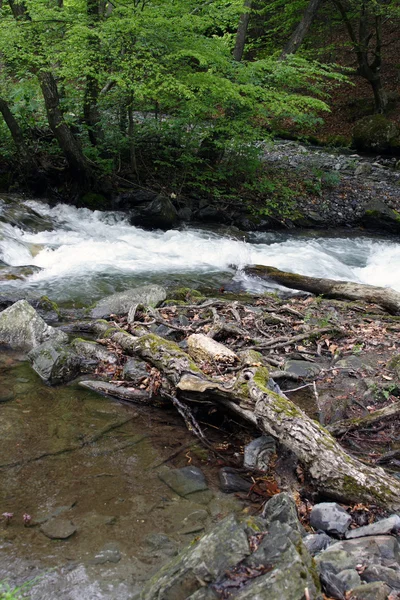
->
<box><xmin>284</xmin><ymin>383</ymin><xmax>314</xmax><ymax>393</ymax></box>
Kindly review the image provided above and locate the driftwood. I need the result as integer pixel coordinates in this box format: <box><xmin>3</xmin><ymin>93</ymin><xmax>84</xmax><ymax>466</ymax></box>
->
<box><xmin>94</xmin><ymin>321</ymin><xmax>400</xmax><ymax>510</ymax></box>
<box><xmin>328</xmin><ymin>401</ymin><xmax>400</xmax><ymax>437</ymax></box>
<box><xmin>244</xmin><ymin>265</ymin><xmax>400</xmax><ymax>315</ymax></box>
<box><xmin>79</xmin><ymin>380</ymin><xmax>152</xmax><ymax>403</ymax></box>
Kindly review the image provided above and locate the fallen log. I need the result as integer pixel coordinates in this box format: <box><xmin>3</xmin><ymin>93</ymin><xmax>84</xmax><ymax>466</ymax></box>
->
<box><xmin>79</xmin><ymin>380</ymin><xmax>153</xmax><ymax>403</ymax></box>
<box><xmin>93</xmin><ymin>322</ymin><xmax>400</xmax><ymax>509</ymax></box>
<box><xmin>328</xmin><ymin>401</ymin><xmax>400</xmax><ymax>437</ymax></box>
<box><xmin>244</xmin><ymin>265</ymin><xmax>400</xmax><ymax>315</ymax></box>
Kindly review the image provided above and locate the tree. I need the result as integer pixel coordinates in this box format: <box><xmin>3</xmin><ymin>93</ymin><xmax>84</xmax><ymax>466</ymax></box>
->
<box><xmin>280</xmin><ymin>0</ymin><xmax>323</xmax><ymax>59</ymax></box>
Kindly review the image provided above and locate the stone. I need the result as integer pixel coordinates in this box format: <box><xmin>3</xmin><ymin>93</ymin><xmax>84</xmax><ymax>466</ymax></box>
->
<box><xmin>159</xmin><ymin>466</ymin><xmax>208</xmax><ymax>497</ymax></box>
<box><xmin>91</xmin><ymin>543</ymin><xmax>121</xmax><ymax>564</ymax></box>
<box><xmin>40</xmin><ymin>518</ymin><xmax>77</xmax><ymax>540</ymax></box>
<box><xmin>144</xmin><ymin>533</ymin><xmax>179</xmax><ymax>558</ymax></box>
<box><xmin>28</xmin><ymin>341</ymin><xmax>81</xmax><ymax>385</ymax></box>
<box><xmin>361</xmin><ymin>564</ymin><xmax>400</xmax><ymax>589</ymax></box>
<box><xmin>0</xmin><ymin>265</ymin><xmax>42</xmax><ymax>282</ymax></box>
<box><xmin>316</xmin><ymin>536</ymin><xmax>400</xmax><ymax>574</ymax></box>
<box><xmin>360</xmin><ymin>198</ymin><xmax>400</xmax><ymax>234</ymax></box>
<box><xmin>122</xmin><ymin>358</ymin><xmax>149</xmax><ymax>382</ymax></box>
<box><xmin>187</xmin><ymin>334</ymin><xmax>238</xmax><ymax>364</ymax></box>
<box><xmin>179</xmin><ymin>510</ymin><xmax>209</xmax><ymax>535</ymax></box>
<box><xmin>346</xmin><ymin>515</ymin><xmax>400</xmax><ymax>539</ymax></box>
<box><xmin>0</xmin><ymin>300</ymin><xmax>67</xmax><ymax>352</ymax></box>
<box><xmin>218</xmin><ymin>468</ymin><xmax>252</xmax><ymax>494</ymax></box>
<box><xmin>349</xmin><ymin>582</ymin><xmax>391</xmax><ymax>600</ymax></box>
<box><xmin>335</xmin><ymin>355</ymin><xmax>373</xmax><ymax>373</ymax></box>
<box><xmin>353</xmin><ymin>115</ymin><xmax>400</xmax><ymax>153</ymax></box>
<box><xmin>310</xmin><ymin>503</ymin><xmax>352</xmax><ymax>537</ymax></box>
<box><xmin>91</xmin><ymin>285</ymin><xmax>167</xmax><ymax>318</ymax></box>
<box><xmin>141</xmin><ymin>515</ymin><xmax>250</xmax><ymax>600</ymax></box>
<box><xmin>304</xmin><ymin>532</ymin><xmax>333</xmax><ymax>555</ymax></box>
<box><xmin>354</xmin><ymin>163</ymin><xmax>372</xmax><ymax>176</ymax></box>
<box><xmin>130</xmin><ymin>195</ymin><xmax>179</xmax><ymax>230</ymax></box>
<box><xmin>243</xmin><ymin>436</ymin><xmax>276</xmax><ymax>471</ymax></box>
<box><xmin>284</xmin><ymin>359</ymin><xmax>322</xmax><ymax>379</ymax></box>
<box><xmin>262</xmin><ymin>492</ymin><xmax>305</xmax><ymax>537</ymax></box>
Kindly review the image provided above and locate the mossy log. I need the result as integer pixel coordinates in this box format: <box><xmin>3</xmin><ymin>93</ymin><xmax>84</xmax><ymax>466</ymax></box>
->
<box><xmin>244</xmin><ymin>265</ymin><xmax>400</xmax><ymax>315</ymax></box>
<box><xmin>327</xmin><ymin>401</ymin><xmax>400</xmax><ymax>437</ymax></box>
<box><xmin>94</xmin><ymin>322</ymin><xmax>400</xmax><ymax>510</ymax></box>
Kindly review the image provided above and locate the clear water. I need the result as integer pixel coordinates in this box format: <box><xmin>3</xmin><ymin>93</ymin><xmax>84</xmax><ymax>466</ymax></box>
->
<box><xmin>1</xmin><ymin>197</ymin><xmax>399</xmax><ymax>304</ymax></box>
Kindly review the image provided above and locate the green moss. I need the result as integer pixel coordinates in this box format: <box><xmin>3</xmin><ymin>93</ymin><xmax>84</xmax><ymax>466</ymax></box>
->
<box><xmin>167</xmin><ymin>288</ymin><xmax>204</xmax><ymax>302</ymax></box>
<box><xmin>139</xmin><ymin>333</ymin><xmax>202</xmax><ymax>373</ymax></box>
<box><xmin>79</xmin><ymin>192</ymin><xmax>108</xmax><ymax>210</ymax></box>
<box><xmin>38</xmin><ymin>295</ymin><xmax>61</xmax><ymax>316</ymax></box>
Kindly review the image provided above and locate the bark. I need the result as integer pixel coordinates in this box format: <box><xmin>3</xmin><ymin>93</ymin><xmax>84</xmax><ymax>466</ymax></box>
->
<box><xmin>328</xmin><ymin>401</ymin><xmax>400</xmax><ymax>437</ymax></box>
<box><xmin>244</xmin><ymin>265</ymin><xmax>400</xmax><ymax>315</ymax></box>
<box><xmin>0</xmin><ymin>97</ymin><xmax>36</xmax><ymax>172</ymax></box>
<box><xmin>280</xmin><ymin>0</ymin><xmax>322</xmax><ymax>60</ymax></box>
<box><xmin>93</xmin><ymin>322</ymin><xmax>400</xmax><ymax>510</ymax></box>
<box><xmin>233</xmin><ymin>0</ymin><xmax>253</xmax><ymax>62</ymax></box>
<box><xmin>83</xmin><ymin>0</ymin><xmax>105</xmax><ymax>146</ymax></box>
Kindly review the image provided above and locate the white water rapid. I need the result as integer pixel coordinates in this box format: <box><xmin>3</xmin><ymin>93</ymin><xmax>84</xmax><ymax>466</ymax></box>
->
<box><xmin>1</xmin><ymin>198</ymin><xmax>399</xmax><ymax>303</ymax></box>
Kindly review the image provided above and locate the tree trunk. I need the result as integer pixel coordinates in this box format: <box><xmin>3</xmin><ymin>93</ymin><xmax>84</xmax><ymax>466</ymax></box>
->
<box><xmin>0</xmin><ymin>97</ymin><xmax>36</xmax><ymax>172</ymax></box>
<box><xmin>92</xmin><ymin>322</ymin><xmax>400</xmax><ymax>510</ymax></box>
<box><xmin>83</xmin><ymin>0</ymin><xmax>104</xmax><ymax>146</ymax></box>
<box><xmin>370</xmin><ymin>76</ymin><xmax>388</xmax><ymax>114</ymax></box>
<box><xmin>233</xmin><ymin>0</ymin><xmax>252</xmax><ymax>62</ymax></box>
<box><xmin>38</xmin><ymin>71</ymin><xmax>92</xmax><ymax>179</ymax></box>
<box><xmin>280</xmin><ymin>0</ymin><xmax>322</xmax><ymax>59</ymax></box>
<box><xmin>244</xmin><ymin>265</ymin><xmax>400</xmax><ymax>315</ymax></box>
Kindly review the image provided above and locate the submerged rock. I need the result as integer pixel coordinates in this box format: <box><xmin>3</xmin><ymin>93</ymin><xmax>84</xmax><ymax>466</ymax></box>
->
<box><xmin>0</xmin><ymin>265</ymin><xmax>42</xmax><ymax>281</ymax></box>
<box><xmin>91</xmin><ymin>285</ymin><xmax>166</xmax><ymax>319</ymax></box>
<box><xmin>158</xmin><ymin>466</ymin><xmax>208</xmax><ymax>498</ymax></box>
<box><xmin>40</xmin><ymin>518</ymin><xmax>77</xmax><ymax>540</ymax></box>
<box><xmin>28</xmin><ymin>341</ymin><xmax>81</xmax><ymax>385</ymax></box>
<box><xmin>0</xmin><ymin>299</ymin><xmax>67</xmax><ymax>351</ymax></box>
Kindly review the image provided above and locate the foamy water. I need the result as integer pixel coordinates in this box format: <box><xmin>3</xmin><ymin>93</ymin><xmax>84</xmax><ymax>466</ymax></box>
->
<box><xmin>1</xmin><ymin>199</ymin><xmax>399</xmax><ymax>302</ymax></box>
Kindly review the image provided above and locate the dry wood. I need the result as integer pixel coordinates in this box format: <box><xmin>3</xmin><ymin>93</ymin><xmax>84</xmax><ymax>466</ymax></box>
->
<box><xmin>244</xmin><ymin>265</ymin><xmax>400</xmax><ymax>315</ymax></box>
<box><xmin>328</xmin><ymin>401</ymin><xmax>400</xmax><ymax>437</ymax></box>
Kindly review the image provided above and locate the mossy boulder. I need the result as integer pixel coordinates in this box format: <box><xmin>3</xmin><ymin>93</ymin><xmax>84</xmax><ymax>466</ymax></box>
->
<box><xmin>360</xmin><ymin>198</ymin><xmax>400</xmax><ymax>234</ymax></box>
<box><xmin>352</xmin><ymin>115</ymin><xmax>400</xmax><ymax>153</ymax></box>
<box><xmin>79</xmin><ymin>192</ymin><xmax>109</xmax><ymax>210</ymax></box>
<box><xmin>130</xmin><ymin>194</ymin><xmax>179</xmax><ymax>230</ymax></box>
<box><xmin>28</xmin><ymin>341</ymin><xmax>81</xmax><ymax>384</ymax></box>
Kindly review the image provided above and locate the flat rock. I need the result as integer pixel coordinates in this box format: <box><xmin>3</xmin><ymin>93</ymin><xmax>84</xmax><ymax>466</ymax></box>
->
<box><xmin>187</xmin><ymin>334</ymin><xmax>238</xmax><ymax>364</ymax></box>
<box><xmin>243</xmin><ymin>435</ymin><xmax>276</xmax><ymax>471</ymax></box>
<box><xmin>310</xmin><ymin>502</ymin><xmax>352</xmax><ymax>537</ymax></box>
<box><xmin>91</xmin><ymin>285</ymin><xmax>166</xmax><ymax>319</ymax></box>
<box><xmin>284</xmin><ymin>359</ymin><xmax>322</xmax><ymax>378</ymax></box>
<box><xmin>159</xmin><ymin>466</ymin><xmax>208</xmax><ymax>497</ymax></box>
<box><xmin>0</xmin><ymin>300</ymin><xmax>67</xmax><ymax>351</ymax></box>
<box><xmin>40</xmin><ymin>518</ymin><xmax>77</xmax><ymax>540</ymax></box>
<box><xmin>218</xmin><ymin>468</ymin><xmax>252</xmax><ymax>494</ymax></box>
<box><xmin>346</xmin><ymin>515</ymin><xmax>400</xmax><ymax>539</ymax></box>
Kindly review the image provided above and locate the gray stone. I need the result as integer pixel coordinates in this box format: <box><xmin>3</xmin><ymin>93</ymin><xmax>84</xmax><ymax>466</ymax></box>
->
<box><xmin>262</xmin><ymin>492</ymin><xmax>305</xmax><ymax>537</ymax></box>
<box><xmin>244</xmin><ymin>436</ymin><xmax>276</xmax><ymax>471</ymax></box>
<box><xmin>188</xmin><ymin>589</ymin><xmax>218</xmax><ymax>600</ymax></box>
<box><xmin>346</xmin><ymin>515</ymin><xmax>400</xmax><ymax>539</ymax></box>
<box><xmin>354</xmin><ymin>163</ymin><xmax>372</xmax><ymax>177</ymax></box>
<box><xmin>310</xmin><ymin>503</ymin><xmax>352</xmax><ymax>537</ymax></box>
<box><xmin>159</xmin><ymin>466</ymin><xmax>208</xmax><ymax>497</ymax></box>
<box><xmin>219</xmin><ymin>468</ymin><xmax>252</xmax><ymax>494</ymax></box>
<box><xmin>349</xmin><ymin>582</ymin><xmax>391</xmax><ymax>600</ymax></box>
<box><xmin>284</xmin><ymin>359</ymin><xmax>322</xmax><ymax>379</ymax></box>
<box><xmin>0</xmin><ymin>265</ymin><xmax>42</xmax><ymax>282</ymax></box>
<box><xmin>141</xmin><ymin>515</ymin><xmax>250</xmax><ymax>600</ymax></box>
<box><xmin>360</xmin><ymin>198</ymin><xmax>400</xmax><ymax>234</ymax></box>
<box><xmin>179</xmin><ymin>510</ymin><xmax>209</xmax><ymax>535</ymax></box>
<box><xmin>304</xmin><ymin>532</ymin><xmax>333</xmax><ymax>555</ymax></box>
<box><xmin>337</xmin><ymin>569</ymin><xmax>362</xmax><ymax>592</ymax></box>
<box><xmin>0</xmin><ymin>300</ymin><xmax>67</xmax><ymax>351</ymax></box>
<box><xmin>40</xmin><ymin>518</ymin><xmax>77</xmax><ymax>540</ymax></box>
<box><xmin>91</xmin><ymin>543</ymin><xmax>121</xmax><ymax>564</ymax></box>
<box><xmin>91</xmin><ymin>285</ymin><xmax>167</xmax><ymax>318</ymax></box>
<box><xmin>361</xmin><ymin>564</ymin><xmax>400</xmax><ymax>589</ymax></box>
<box><xmin>131</xmin><ymin>195</ymin><xmax>179</xmax><ymax>230</ymax></box>
<box><xmin>122</xmin><ymin>358</ymin><xmax>149</xmax><ymax>382</ymax></box>
<box><xmin>335</xmin><ymin>355</ymin><xmax>373</xmax><ymax>373</ymax></box>
<box><xmin>316</xmin><ymin>536</ymin><xmax>400</xmax><ymax>573</ymax></box>
<box><xmin>28</xmin><ymin>341</ymin><xmax>81</xmax><ymax>385</ymax></box>
<box><xmin>144</xmin><ymin>533</ymin><xmax>179</xmax><ymax>558</ymax></box>
<box><xmin>319</xmin><ymin>565</ymin><xmax>361</xmax><ymax>599</ymax></box>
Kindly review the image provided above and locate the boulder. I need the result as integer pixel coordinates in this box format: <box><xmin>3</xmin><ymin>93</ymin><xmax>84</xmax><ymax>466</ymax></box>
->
<box><xmin>353</xmin><ymin>115</ymin><xmax>400</xmax><ymax>153</ymax></box>
<box><xmin>360</xmin><ymin>198</ymin><xmax>400</xmax><ymax>234</ymax></box>
<box><xmin>28</xmin><ymin>341</ymin><xmax>81</xmax><ymax>385</ymax></box>
<box><xmin>130</xmin><ymin>195</ymin><xmax>179</xmax><ymax>230</ymax></box>
<box><xmin>310</xmin><ymin>503</ymin><xmax>352</xmax><ymax>537</ymax></box>
<box><xmin>262</xmin><ymin>492</ymin><xmax>306</xmax><ymax>537</ymax></box>
<box><xmin>187</xmin><ymin>334</ymin><xmax>238</xmax><ymax>365</ymax></box>
<box><xmin>316</xmin><ymin>536</ymin><xmax>400</xmax><ymax>574</ymax></box>
<box><xmin>0</xmin><ymin>300</ymin><xmax>67</xmax><ymax>351</ymax></box>
<box><xmin>349</xmin><ymin>582</ymin><xmax>390</xmax><ymax>600</ymax></box>
<box><xmin>90</xmin><ymin>285</ymin><xmax>166</xmax><ymax>319</ymax></box>
<box><xmin>40</xmin><ymin>518</ymin><xmax>76</xmax><ymax>540</ymax></box>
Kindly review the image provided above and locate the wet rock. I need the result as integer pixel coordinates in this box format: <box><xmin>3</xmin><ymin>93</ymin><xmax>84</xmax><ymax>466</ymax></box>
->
<box><xmin>316</xmin><ymin>536</ymin><xmax>400</xmax><ymax>574</ymax></box>
<box><xmin>349</xmin><ymin>581</ymin><xmax>390</xmax><ymax>600</ymax></box>
<box><xmin>243</xmin><ymin>435</ymin><xmax>276</xmax><ymax>471</ymax></box>
<box><xmin>310</xmin><ymin>503</ymin><xmax>352</xmax><ymax>537</ymax></box>
<box><xmin>40</xmin><ymin>518</ymin><xmax>77</xmax><ymax>540</ymax></box>
<box><xmin>144</xmin><ymin>533</ymin><xmax>179</xmax><ymax>558</ymax></box>
<box><xmin>141</xmin><ymin>515</ymin><xmax>250</xmax><ymax>600</ymax></box>
<box><xmin>28</xmin><ymin>341</ymin><xmax>81</xmax><ymax>385</ymax></box>
<box><xmin>91</xmin><ymin>284</ymin><xmax>166</xmax><ymax>318</ymax></box>
<box><xmin>122</xmin><ymin>358</ymin><xmax>148</xmax><ymax>382</ymax></box>
<box><xmin>0</xmin><ymin>390</ymin><xmax>13</xmax><ymax>402</ymax></box>
<box><xmin>179</xmin><ymin>510</ymin><xmax>209</xmax><ymax>535</ymax></box>
<box><xmin>360</xmin><ymin>198</ymin><xmax>400</xmax><ymax>234</ymax></box>
<box><xmin>187</xmin><ymin>334</ymin><xmax>238</xmax><ymax>364</ymax></box>
<box><xmin>91</xmin><ymin>543</ymin><xmax>121</xmax><ymax>564</ymax></box>
<box><xmin>0</xmin><ymin>300</ymin><xmax>67</xmax><ymax>351</ymax></box>
<box><xmin>346</xmin><ymin>515</ymin><xmax>400</xmax><ymax>539</ymax></box>
<box><xmin>263</xmin><ymin>492</ymin><xmax>306</xmax><ymax>537</ymax></box>
<box><xmin>218</xmin><ymin>467</ymin><xmax>252</xmax><ymax>494</ymax></box>
<box><xmin>0</xmin><ymin>265</ymin><xmax>42</xmax><ymax>281</ymax></box>
<box><xmin>284</xmin><ymin>359</ymin><xmax>322</xmax><ymax>378</ymax></box>
<box><xmin>130</xmin><ymin>195</ymin><xmax>179</xmax><ymax>230</ymax></box>
<box><xmin>361</xmin><ymin>564</ymin><xmax>400</xmax><ymax>589</ymax></box>
<box><xmin>335</xmin><ymin>355</ymin><xmax>374</xmax><ymax>373</ymax></box>
<box><xmin>158</xmin><ymin>466</ymin><xmax>208</xmax><ymax>497</ymax></box>
<box><xmin>304</xmin><ymin>532</ymin><xmax>333</xmax><ymax>555</ymax></box>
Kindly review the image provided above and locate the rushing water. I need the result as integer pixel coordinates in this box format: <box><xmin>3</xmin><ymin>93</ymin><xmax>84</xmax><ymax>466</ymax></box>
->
<box><xmin>1</xmin><ymin>196</ymin><xmax>400</xmax><ymax>304</ymax></box>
